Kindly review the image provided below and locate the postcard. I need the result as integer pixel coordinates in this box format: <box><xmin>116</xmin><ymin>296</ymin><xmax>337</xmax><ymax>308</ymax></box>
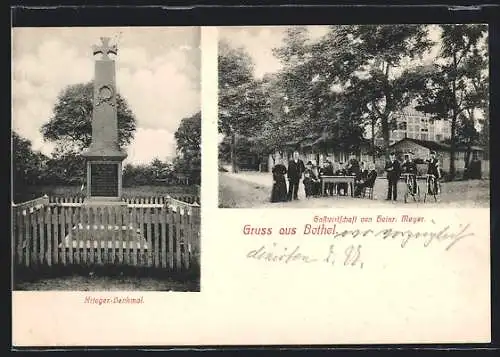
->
<box><xmin>12</xmin><ymin>25</ymin><xmax>490</xmax><ymax>346</ymax></box>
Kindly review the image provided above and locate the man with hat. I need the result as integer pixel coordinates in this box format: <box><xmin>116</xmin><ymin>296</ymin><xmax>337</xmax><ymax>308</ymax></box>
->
<box><xmin>426</xmin><ymin>150</ymin><xmax>441</xmax><ymax>194</ymax></box>
<box><xmin>287</xmin><ymin>150</ymin><xmax>306</xmax><ymax>200</ymax></box>
<box><xmin>303</xmin><ymin>161</ymin><xmax>320</xmax><ymax>198</ymax></box>
<box><xmin>319</xmin><ymin>160</ymin><xmax>334</xmax><ymax>196</ymax></box>
<box><xmin>401</xmin><ymin>152</ymin><xmax>418</xmax><ymax>195</ymax></box>
<box><xmin>384</xmin><ymin>152</ymin><xmax>401</xmax><ymax>201</ymax></box>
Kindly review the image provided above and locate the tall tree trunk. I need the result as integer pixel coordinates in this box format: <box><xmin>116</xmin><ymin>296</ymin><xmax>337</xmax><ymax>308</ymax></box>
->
<box><xmin>371</xmin><ymin>118</ymin><xmax>376</xmax><ymax>163</ymax></box>
<box><xmin>381</xmin><ymin>114</ymin><xmax>390</xmax><ymax>159</ymax></box>
<box><xmin>464</xmin><ymin>146</ymin><xmax>472</xmax><ymax>178</ymax></box>
<box><xmin>382</xmin><ymin>63</ymin><xmax>391</xmax><ymax>160</ymax></box>
<box><xmin>449</xmin><ymin>53</ymin><xmax>458</xmax><ymax>179</ymax></box>
<box><xmin>231</xmin><ymin>131</ymin><xmax>238</xmax><ymax>173</ymax></box>
<box><xmin>449</xmin><ymin>114</ymin><xmax>457</xmax><ymax>179</ymax></box>
<box><xmin>464</xmin><ymin>109</ymin><xmax>475</xmax><ymax>179</ymax></box>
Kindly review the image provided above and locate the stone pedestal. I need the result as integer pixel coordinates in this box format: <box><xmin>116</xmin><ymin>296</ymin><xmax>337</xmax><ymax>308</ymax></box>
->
<box><xmin>82</xmin><ymin>37</ymin><xmax>127</xmax><ymax>204</ymax></box>
<box><xmin>69</xmin><ymin>36</ymin><xmax>146</xmax><ymax>253</ymax></box>
<box><xmin>84</xmin><ymin>160</ymin><xmax>126</xmax><ymax>203</ymax></box>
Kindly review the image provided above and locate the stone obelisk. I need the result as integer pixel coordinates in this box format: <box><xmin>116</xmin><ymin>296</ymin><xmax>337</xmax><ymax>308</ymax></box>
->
<box><xmin>82</xmin><ymin>37</ymin><xmax>127</xmax><ymax>204</ymax></box>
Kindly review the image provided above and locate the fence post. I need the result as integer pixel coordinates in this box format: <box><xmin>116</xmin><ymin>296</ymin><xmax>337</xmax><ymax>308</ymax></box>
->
<box><xmin>45</xmin><ymin>206</ymin><xmax>52</xmax><ymax>266</ymax></box>
<box><xmin>182</xmin><ymin>210</ymin><xmax>190</xmax><ymax>271</ymax></box>
<box><xmin>160</xmin><ymin>207</ymin><xmax>167</xmax><ymax>269</ymax></box>
<box><xmin>60</xmin><ymin>206</ymin><xmax>66</xmax><ymax>265</ymax></box>
<box><xmin>175</xmin><ymin>210</ymin><xmax>182</xmax><ymax>271</ymax></box>
<box><xmin>24</xmin><ymin>208</ymin><xmax>30</xmax><ymax>267</ymax></box>
<box><xmin>154</xmin><ymin>207</ymin><xmax>160</xmax><ymax>268</ymax></box>
<box><xmin>168</xmin><ymin>208</ymin><xmax>174</xmax><ymax>270</ymax></box>
<box><xmin>192</xmin><ymin>205</ymin><xmax>201</xmax><ymax>267</ymax></box>
<box><xmin>52</xmin><ymin>205</ymin><xmax>59</xmax><ymax>265</ymax></box>
<box><xmin>131</xmin><ymin>207</ymin><xmax>138</xmax><ymax>266</ymax></box>
<box><xmin>89</xmin><ymin>206</ymin><xmax>96</xmax><ymax>265</ymax></box>
<box><xmin>34</xmin><ymin>209</ymin><xmax>45</xmax><ymax>264</ymax></box>
<box><xmin>15</xmin><ymin>206</ymin><xmax>23</xmax><ymax>265</ymax></box>
<box><xmin>146</xmin><ymin>208</ymin><xmax>153</xmax><ymax>267</ymax></box>
<box><xmin>68</xmin><ymin>206</ymin><xmax>75</xmax><ymax>265</ymax></box>
<box><xmin>117</xmin><ymin>206</ymin><xmax>124</xmax><ymax>265</ymax></box>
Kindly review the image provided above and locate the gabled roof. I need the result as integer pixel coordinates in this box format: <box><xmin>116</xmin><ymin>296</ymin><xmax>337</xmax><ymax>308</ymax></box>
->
<box><xmin>390</xmin><ymin>138</ymin><xmax>484</xmax><ymax>152</ymax></box>
<box><xmin>390</xmin><ymin>138</ymin><xmax>450</xmax><ymax>151</ymax></box>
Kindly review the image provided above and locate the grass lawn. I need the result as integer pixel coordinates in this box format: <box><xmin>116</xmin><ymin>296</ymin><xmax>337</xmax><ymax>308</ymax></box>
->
<box><xmin>14</xmin><ymin>265</ymin><xmax>200</xmax><ymax>291</ymax></box>
<box><xmin>15</xmin><ymin>275</ymin><xmax>199</xmax><ymax>292</ymax></box>
<box><xmin>219</xmin><ymin>172</ymin><xmax>490</xmax><ymax>208</ymax></box>
<box><xmin>14</xmin><ymin>184</ymin><xmax>199</xmax><ymax>204</ymax></box>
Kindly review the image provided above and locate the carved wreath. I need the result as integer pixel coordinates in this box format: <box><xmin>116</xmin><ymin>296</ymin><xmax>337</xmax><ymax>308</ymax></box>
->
<box><xmin>95</xmin><ymin>85</ymin><xmax>116</xmax><ymax>107</ymax></box>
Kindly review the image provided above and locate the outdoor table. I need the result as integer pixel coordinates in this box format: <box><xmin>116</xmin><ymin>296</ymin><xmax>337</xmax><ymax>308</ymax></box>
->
<box><xmin>320</xmin><ymin>175</ymin><xmax>356</xmax><ymax>197</ymax></box>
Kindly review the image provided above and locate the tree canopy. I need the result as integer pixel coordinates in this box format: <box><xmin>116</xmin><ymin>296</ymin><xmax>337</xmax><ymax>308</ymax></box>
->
<box><xmin>13</xmin><ymin>132</ymin><xmax>47</xmax><ymax>186</ymax></box>
<box><xmin>257</xmin><ymin>25</ymin><xmax>434</xmax><ymax>157</ymax></box>
<box><xmin>175</xmin><ymin>111</ymin><xmax>201</xmax><ymax>156</ymax></box>
<box><xmin>221</xmin><ymin>24</ymin><xmax>488</xmax><ymax>177</ymax></box>
<box><xmin>415</xmin><ymin>24</ymin><xmax>488</xmax><ymax>177</ymax></box>
<box><xmin>41</xmin><ymin>81</ymin><xmax>137</xmax><ymax>153</ymax></box>
<box><xmin>218</xmin><ymin>40</ymin><xmax>271</xmax><ymax>138</ymax></box>
<box><xmin>174</xmin><ymin>111</ymin><xmax>201</xmax><ymax>184</ymax></box>
<box><xmin>218</xmin><ymin>40</ymin><xmax>272</xmax><ymax>171</ymax></box>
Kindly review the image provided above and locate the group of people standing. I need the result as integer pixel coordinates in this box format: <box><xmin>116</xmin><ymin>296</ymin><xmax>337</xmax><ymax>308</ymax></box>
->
<box><xmin>270</xmin><ymin>151</ymin><xmax>377</xmax><ymax>203</ymax></box>
<box><xmin>270</xmin><ymin>150</ymin><xmax>442</xmax><ymax>203</ymax></box>
<box><xmin>384</xmin><ymin>150</ymin><xmax>441</xmax><ymax>201</ymax></box>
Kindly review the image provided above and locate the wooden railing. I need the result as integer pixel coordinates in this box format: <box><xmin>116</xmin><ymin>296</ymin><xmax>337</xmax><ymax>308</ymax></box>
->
<box><xmin>162</xmin><ymin>194</ymin><xmax>200</xmax><ymax>205</ymax></box>
<box><xmin>12</xmin><ymin>204</ymin><xmax>200</xmax><ymax>271</ymax></box>
<box><xmin>48</xmin><ymin>194</ymin><xmax>201</xmax><ymax>205</ymax></box>
<box><xmin>12</xmin><ymin>195</ymin><xmax>49</xmax><ymax>216</ymax></box>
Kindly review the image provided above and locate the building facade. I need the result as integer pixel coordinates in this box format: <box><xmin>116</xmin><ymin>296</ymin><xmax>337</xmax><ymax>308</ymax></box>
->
<box><xmin>267</xmin><ymin>136</ymin><xmax>373</xmax><ymax>173</ymax></box>
<box><xmin>375</xmin><ymin>106</ymin><xmax>452</xmax><ymax>147</ymax></box>
<box><xmin>388</xmin><ymin>138</ymin><xmax>486</xmax><ymax>177</ymax></box>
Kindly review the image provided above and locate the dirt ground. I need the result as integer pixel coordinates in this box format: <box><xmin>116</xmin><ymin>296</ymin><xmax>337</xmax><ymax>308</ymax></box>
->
<box><xmin>218</xmin><ymin>172</ymin><xmax>490</xmax><ymax>208</ymax></box>
<box><xmin>15</xmin><ymin>275</ymin><xmax>199</xmax><ymax>291</ymax></box>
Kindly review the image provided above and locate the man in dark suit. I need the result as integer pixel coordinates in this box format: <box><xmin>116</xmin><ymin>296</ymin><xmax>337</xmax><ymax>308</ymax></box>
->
<box><xmin>354</xmin><ymin>162</ymin><xmax>369</xmax><ymax>197</ymax></box>
<box><xmin>287</xmin><ymin>150</ymin><xmax>306</xmax><ymax>200</ymax></box>
<box><xmin>347</xmin><ymin>154</ymin><xmax>360</xmax><ymax>176</ymax></box>
<box><xmin>319</xmin><ymin>160</ymin><xmax>334</xmax><ymax>196</ymax></box>
<box><xmin>334</xmin><ymin>162</ymin><xmax>348</xmax><ymax>195</ymax></box>
<box><xmin>426</xmin><ymin>150</ymin><xmax>441</xmax><ymax>194</ymax></box>
<box><xmin>354</xmin><ymin>162</ymin><xmax>378</xmax><ymax>197</ymax></box>
<box><xmin>364</xmin><ymin>164</ymin><xmax>378</xmax><ymax>188</ymax></box>
<box><xmin>401</xmin><ymin>152</ymin><xmax>418</xmax><ymax>195</ymax></box>
<box><xmin>385</xmin><ymin>152</ymin><xmax>401</xmax><ymax>201</ymax></box>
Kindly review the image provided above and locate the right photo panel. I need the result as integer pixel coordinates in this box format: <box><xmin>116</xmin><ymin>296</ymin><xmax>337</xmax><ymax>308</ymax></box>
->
<box><xmin>217</xmin><ymin>25</ymin><xmax>489</xmax><ymax>209</ymax></box>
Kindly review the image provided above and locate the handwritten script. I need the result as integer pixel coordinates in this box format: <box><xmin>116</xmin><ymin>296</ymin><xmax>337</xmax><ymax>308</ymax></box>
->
<box><xmin>244</xmin><ymin>218</ymin><xmax>474</xmax><ymax>268</ymax></box>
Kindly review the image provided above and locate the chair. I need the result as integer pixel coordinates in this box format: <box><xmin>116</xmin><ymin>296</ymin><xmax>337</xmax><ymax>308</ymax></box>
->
<box><xmin>362</xmin><ymin>186</ymin><xmax>374</xmax><ymax>199</ymax></box>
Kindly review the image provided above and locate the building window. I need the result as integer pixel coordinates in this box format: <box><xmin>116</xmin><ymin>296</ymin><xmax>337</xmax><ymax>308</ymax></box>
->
<box><xmin>420</xmin><ymin>133</ymin><xmax>428</xmax><ymax>140</ymax></box>
<box><xmin>436</xmin><ymin>134</ymin><xmax>442</xmax><ymax>142</ymax></box>
<box><xmin>421</xmin><ymin>128</ymin><xmax>428</xmax><ymax>132</ymax></box>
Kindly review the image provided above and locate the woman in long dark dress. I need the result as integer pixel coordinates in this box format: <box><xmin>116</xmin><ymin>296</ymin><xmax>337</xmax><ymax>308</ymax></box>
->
<box><xmin>271</xmin><ymin>158</ymin><xmax>288</xmax><ymax>202</ymax></box>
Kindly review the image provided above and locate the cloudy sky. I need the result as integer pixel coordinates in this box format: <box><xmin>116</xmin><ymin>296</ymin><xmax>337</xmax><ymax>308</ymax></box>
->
<box><xmin>12</xmin><ymin>27</ymin><xmax>200</xmax><ymax>164</ymax></box>
<box><xmin>219</xmin><ymin>25</ymin><xmax>442</xmax><ymax>79</ymax></box>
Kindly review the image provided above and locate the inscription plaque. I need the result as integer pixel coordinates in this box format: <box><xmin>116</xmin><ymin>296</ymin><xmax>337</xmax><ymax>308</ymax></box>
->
<box><xmin>90</xmin><ymin>163</ymin><xmax>119</xmax><ymax>197</ymax></box>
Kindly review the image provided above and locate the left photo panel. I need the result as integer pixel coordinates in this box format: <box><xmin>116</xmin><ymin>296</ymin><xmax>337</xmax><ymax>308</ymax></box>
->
<box><xmin>11</xmin><ymin>27</ymin><xmax>201</xmax><ymax>292</ymax></box>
